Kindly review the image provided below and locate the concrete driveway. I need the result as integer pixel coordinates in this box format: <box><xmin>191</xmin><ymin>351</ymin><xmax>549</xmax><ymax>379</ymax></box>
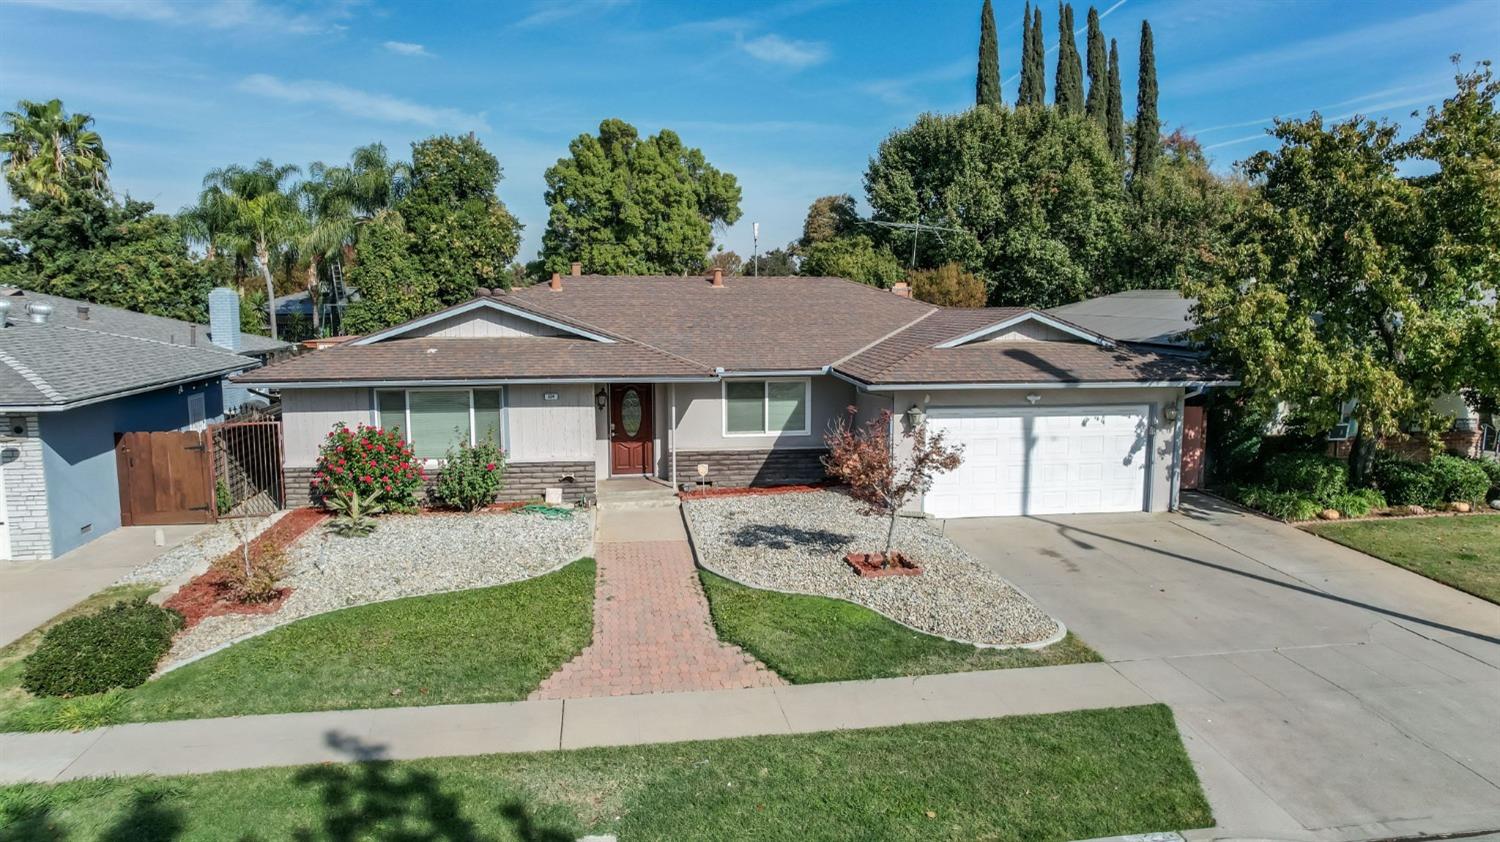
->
<box><xmin>940</xmin><ymin>492</ymin><xmax>1500</xmax><ymax>842</ymax></box>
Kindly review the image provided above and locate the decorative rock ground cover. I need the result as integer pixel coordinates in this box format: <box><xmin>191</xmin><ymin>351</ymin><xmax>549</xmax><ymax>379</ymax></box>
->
<box><xmin>115</xmin><ymin>512</ymin><xmax>284</xmax><ymax>586</ymax></box>
<box><xmin>162</xmin><ymin>509</ymin><xmax>593</xmax><ymax>666</ymax></box>
<box><xmin>685</xmin><ymin>490</ymin><xmax>1062</xmax><ymax>647</ymax></box>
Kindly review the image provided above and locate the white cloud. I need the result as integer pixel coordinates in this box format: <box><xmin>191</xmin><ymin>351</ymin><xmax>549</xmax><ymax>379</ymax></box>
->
<box><xmin>7</xmin><ymin>0</ymin><xmax>358</xmax><ymax>34</ymax></box>
<box><xmin>513</xmin><ymin>0</ymin><xmax>631</xmax><ymax>30</ymax></box>
<box><xmin>382</xmin><ymin>40</ymin><xmax>429</xmax><ymax>57</ymax></box>
<box><xmin>236</xmin><ymin>74</ymin><xmax>489</xmax><ymax>131</ymax></box>
<box><xmin>740</xmin><ymin>33</ymin><xmax>829</xmax><ymax>70</ymax></box>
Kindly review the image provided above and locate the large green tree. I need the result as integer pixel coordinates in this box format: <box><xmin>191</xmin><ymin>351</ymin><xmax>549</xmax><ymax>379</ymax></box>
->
<box><xmin>1185</xmin><ymin>63</ymin><xmax>1500</xmax><ymax>480</ymax></box>
<box><xmin>864</xmin><ymin>106</ymin><xmax>1127</xmax><ymax>307</ymax></box>
<box><xmin>401</xmin><ymin>134</ymin><xmax>522</xmax><ymax>303</ymax></box>
<box><xmin>199</xmin><ymin>160</ymin><xmax>303</xmax><ymax>340</ymax></box>
<box><xmin>1</xmin><ymin>99</ymin><xmax>109</xmax><ymax>202</ymax></box>
<box><xmin>1116</xmin><ymin>132</ymin><xmax>1244</xmax><ymax>292</ymax></box>
<box><xmin>1054</xmin><ymin>4</ymin><xmax>1084</xmax><ymax>114</ymax></box>
<box><xmin>1084</xmin><ymin>7</ymin><xmax>1108</xmax><ymax>125</ymax></box>
<box><xmin>800</xmin><ymin>234</ymin><xmax>905</xmax><ymax>288</ymax></box>
<box><xmin>1132</xmin><ymin>21</ymin><xmax>1161</xmax><ymax>181</ymax></box>
<box><xmin>976</xmin><ymin>0</ymin><xmax>1002</xmax><ymax>108</ymax></box>
<box><xmin>800</xmin><ymin>194</ymin><xmax>861</xmax><ymax>247</ymax></box>
<box><xmin>341</xmin><ymin>215</ymin><xmax>435</xmax><ymax>335</ymax></box>
<box><xmin>1106</xmin><ymin>39</ymin><xmax>1125</xmax><ymax>161</ymax></box>
<box><xmin>1</xmin><ymin>192</ymin><xmax>219</xmax><ymax>323</ymax></box>
<box><xmin>539</xmin><ymin>119</ymin><xmax>741</xmax><ymax>276</ymax></box>
<box><xmin>1018</xmin><ymin>3</ymin><xmax>1046</xmax><ymax>107</ymax></box>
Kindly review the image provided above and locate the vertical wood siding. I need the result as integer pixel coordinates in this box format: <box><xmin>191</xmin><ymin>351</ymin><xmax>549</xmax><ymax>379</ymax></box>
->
<box><xmin>506</xmin><ymin>384</ymin><xmax>594</xmax><ymax>462</ymax></box>
<box><xmin>282</xmin><ymin>388</ymin><xmax>372</xmax><ymax>466</ymax></box>
<box><xmin>406</xmin><ymin>310</ymin><xmax>566</xmax><ymax>338</ymax></box>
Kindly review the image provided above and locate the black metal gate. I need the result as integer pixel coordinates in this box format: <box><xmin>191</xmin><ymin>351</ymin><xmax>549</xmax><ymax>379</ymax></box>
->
<box><xmin>209</xmin><ymin>420</ymin><xmax>285</xmax><ymax>517</ymax></box>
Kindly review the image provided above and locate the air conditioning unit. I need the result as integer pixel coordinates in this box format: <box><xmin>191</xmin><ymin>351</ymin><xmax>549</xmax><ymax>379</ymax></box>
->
<box><xmin>1326</xmin><ymin>420</ymin><xmax>1357</xmax><ymax>442</ymax></box>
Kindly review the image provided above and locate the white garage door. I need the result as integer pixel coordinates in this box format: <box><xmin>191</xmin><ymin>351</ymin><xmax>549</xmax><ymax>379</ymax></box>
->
<box><xmin>923</xmin><ymin>407</ymin><xmax>1149</xmax><ymax>518</ymax></box>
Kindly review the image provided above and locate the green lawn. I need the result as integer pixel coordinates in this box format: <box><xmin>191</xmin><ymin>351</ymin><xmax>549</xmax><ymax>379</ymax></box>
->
<box><xmin>1309</xmin><ymin>514</ymin><xmax>1500</xmax><ymax>604</ymax></box>
<box><xmin>0</xmin><ymin>705</ymin><xmax>1212</xmax><ymax>841</ymax></box>
<box><xmin>1</xmin><ymin>560</ymin><xmax>595</xmax><ymax>732</ymax></box>
<box><xmin>700</xmin><ymin>571</ymin><xmax>1099</xmax><ymax>683</ymax></box>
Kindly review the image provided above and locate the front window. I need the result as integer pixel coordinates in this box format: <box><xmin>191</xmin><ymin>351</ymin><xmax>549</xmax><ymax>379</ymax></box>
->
<box><xmin>724</xmin><ymin>379</ymin><xmax>810</xmax><ymax>436</ymax></box>
<box><xmin>376</xmin><ymin>388</ymin><xmax>502</xmax><ymax>460</ymax></box>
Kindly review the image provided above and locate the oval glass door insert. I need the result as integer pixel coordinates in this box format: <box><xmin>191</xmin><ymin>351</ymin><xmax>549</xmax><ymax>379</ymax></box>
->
<box><xmin>621</xmin><ymin>389</ymin><xmax>642</xmax><ymax>436</ymax></box>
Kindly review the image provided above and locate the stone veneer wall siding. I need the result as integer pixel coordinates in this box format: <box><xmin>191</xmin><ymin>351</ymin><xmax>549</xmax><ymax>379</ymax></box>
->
<box><xmin>676</xmin><ymin>448</ymin><xmax>829</xmax><ymax>488</ymax></box>
<box><xmin>284</xmin><ymin>461</ymin><xmax>596</xmax><ymax>508</ymax></box>
<box><xmin>1</xmin><ymin>413</ymin><xmax>51</xmax><ymax>560</ymax></box>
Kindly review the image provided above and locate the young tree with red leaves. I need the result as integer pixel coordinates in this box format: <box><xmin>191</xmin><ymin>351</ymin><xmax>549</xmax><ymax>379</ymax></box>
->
<box><xmin>823</xmin><ymin>408</ymin><xmax>964</xmax><ymax>567</ymax></box>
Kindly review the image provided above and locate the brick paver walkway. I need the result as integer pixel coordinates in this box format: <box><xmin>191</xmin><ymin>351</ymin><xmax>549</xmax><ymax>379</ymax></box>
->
<box><xmin>530</xmin><ymin>540</ymin><xmax>783</xmax><ymax>699</ymax></box>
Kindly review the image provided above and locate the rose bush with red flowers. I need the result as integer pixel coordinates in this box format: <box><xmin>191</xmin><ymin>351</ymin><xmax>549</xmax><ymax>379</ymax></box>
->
<box><xmin>433</xmin><ymin>439</ymin><xmax>507</xmax><ymax>512</ymax></box>
<box><xmin>314</xmin><ymin>423</ymin><xmax>423</xmax><ymax>511</ymax></box>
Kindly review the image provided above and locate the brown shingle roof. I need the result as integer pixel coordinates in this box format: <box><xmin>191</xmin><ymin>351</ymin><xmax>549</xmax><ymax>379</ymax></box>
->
<box><xmin>834</xmin><ymin>308</ymin><xmax>1026</xmax><ymax>382</ymax></box>
<box><xmin>234</xmin><ymin>337</ymin><xmax>710</xmax><ymax>384</ymax></box>
<box><xmin>851</xmin><ymin>340</ymin><xmax>1229</xmax><ymax>385</ymax></box>
<box><xmin>507</xmin><ymin>275</ymin><xmax>934</xmax><ymax>371</ymax></box>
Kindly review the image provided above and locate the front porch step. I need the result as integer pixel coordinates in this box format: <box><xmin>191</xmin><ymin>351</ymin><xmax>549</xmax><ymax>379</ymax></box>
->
<box><xmin>596</xmin><ymin>492</ymin><xmax>680</xmax><ymax>511</ymax></box>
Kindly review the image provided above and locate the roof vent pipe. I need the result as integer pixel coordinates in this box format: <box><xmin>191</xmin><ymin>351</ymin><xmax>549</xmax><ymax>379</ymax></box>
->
<box><xmin>570</xmin><ymin>261</ymin><xmax>581</xmax><ymax>277</ymax></box>
<box><xmin>26</xmin><ymin>302</ymin><xmax>53</xmax><ymax>324</ymax></box>
<box><xmin>77</xmin><ymin>303</ymin><xmax>91</xmax><ymax>320</ymax></box>
<box><xmin>549</xmin><ymin>272</ymin><xmax>562</xmax><ymax>291</ymax></box>
<box><xmin>711</xmin><ymin>267</ymin><xmax>724</xmax><ymax>287</ymax></box>
<box><xmin>0</xmin><ymin>301</ymin><xmax>10</xmax><ymax>326</ymax></box>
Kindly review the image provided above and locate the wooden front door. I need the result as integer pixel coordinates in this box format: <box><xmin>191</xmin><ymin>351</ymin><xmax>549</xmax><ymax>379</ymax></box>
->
<box><xmin>609</xmin><ymin>384</ymin><xmax>654</xmax><ymax>475</ymax></box>
<box><xmin>116</xmin><ymin>431</ymin><xmax>215</xmax><ymax>526</ymax></box>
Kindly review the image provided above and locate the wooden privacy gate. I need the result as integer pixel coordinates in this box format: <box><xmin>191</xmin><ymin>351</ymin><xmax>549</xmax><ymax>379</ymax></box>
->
<box><xmin>116</xmin><ymin>431</ymin><xmax>215</xmax><ymax>526</ymax></box>
<box><xmin>116</xmin><ymin>422</ymin><xmax>285</xmax><ymax>526</ymax></box>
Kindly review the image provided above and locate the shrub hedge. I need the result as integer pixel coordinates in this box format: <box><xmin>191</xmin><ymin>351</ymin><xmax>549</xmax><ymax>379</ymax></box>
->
<box><xmin>1261</xmin><ymin>453</ymin><xmax>1348</xmax><ymax>503</ymax></box>
<box><xmin>1428</xmin><ymin>454</ymin><xmax>1492</xmax><ymax>504</ymax></box>
<box><xmin>1372</xmin><ymin>454</ymin><xmax>1491</xmax><ymax>507</ymax></box>
<box><xmin>21</xmin><ymin>599</ymin><xmax>182</xmax><ymax>697</ymax></box>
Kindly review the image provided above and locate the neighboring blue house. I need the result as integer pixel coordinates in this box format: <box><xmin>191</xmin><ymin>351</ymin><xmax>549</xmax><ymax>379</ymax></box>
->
<box><xmin>0</xmin><ymin>287</ymin><xmax>289</xmax><ymax>560</ymax></box>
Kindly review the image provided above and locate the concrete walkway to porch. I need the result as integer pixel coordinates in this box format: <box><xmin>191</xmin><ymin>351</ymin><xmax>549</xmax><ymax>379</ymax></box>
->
<box><xmin>529</xmin><ymin>492</ymin><xmax>781</xmax><ymax>699</ymax></box>
<box><xmin>0</xmin><ymin>524</ymin><xmax>207</xmax><ymax>648</ymax></box>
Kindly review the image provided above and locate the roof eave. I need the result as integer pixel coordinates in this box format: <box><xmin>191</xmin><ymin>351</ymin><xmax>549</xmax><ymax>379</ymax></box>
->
<box><xmin>2</xmin><ymin>362</ymin><xmax>254</xmax><ymax>412</ymax></box>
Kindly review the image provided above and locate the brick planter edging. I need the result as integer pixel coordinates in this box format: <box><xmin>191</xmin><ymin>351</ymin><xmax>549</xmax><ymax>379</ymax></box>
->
<box><xmin>675</xmin><ymin>448</ymin><xmax>829</xmax><ymax>489</ymax></box>
<box><xmin>678</xmin><ymin>499</ymin><xmax>1068</xmax><ymax>652</ymax></box>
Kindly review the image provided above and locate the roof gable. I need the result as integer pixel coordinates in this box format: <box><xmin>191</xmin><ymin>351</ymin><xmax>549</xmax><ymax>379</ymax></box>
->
<box><xmin>351</xmin><ymin>298</ymin><xmax>616</xmax><ymax>346</ymax></box>
<box><xmin>935</xmin><ymin>311</ymin><xmax>1113</xmax><ymax>349</ymax></box>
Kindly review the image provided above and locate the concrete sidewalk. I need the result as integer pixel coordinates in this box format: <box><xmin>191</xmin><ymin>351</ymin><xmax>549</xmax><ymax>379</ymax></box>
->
<box><xmin>0</xmin><ymin>524</ymin><xmax>206</xmax><ymax>648</ymax></box>
<box><xmin>0</xmin><ymin>661</ymin><xmax>1148</xmax><ymax>784</ymax></box>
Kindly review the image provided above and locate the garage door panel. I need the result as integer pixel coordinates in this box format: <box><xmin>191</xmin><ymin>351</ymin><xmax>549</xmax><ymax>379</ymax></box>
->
<box><xmin>925</xmin><ymin>407</ymin><xmax>1149</xmax><ymax>518</ymax></box>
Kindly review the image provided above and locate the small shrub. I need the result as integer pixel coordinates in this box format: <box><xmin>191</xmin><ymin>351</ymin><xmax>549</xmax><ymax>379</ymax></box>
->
<box><xmin>1329</xmin><ymin>488</ymin><xmax>1386</xmax><ymax>518</ymax></box>
<box><xmin>1371</xmin><ymin>455</ymin><xmax>1438</xmax><ymax>507</ymax></box>
<box><xmin>1479</xmin><ymin>458</ymin><xmax>1500</xmax><ymax>498</ymax></box>
<box><xmin>434</xmin><ymin>440</ymin><xmax>507</xmax><ymax>511</ymax></box>
<box><xmin>1261</xmin><ymin>452</ymin><xmax>1348</xmax><ymax>504</ymax></box>
<box><xmin>215</xmin><ymin>479</ymin><xmax>233</xmax><ymax>516</ymax></box>
<box><xmin>210</xmin><ymin>542</ymin><xmax>290</xmax><ymax>603</ymax></box>
<box><xmin>1232</xmin><ymin>484</ymin><xmax>1323</xmax><ymax>521</ymax></box>
<box><xmin>1428</xmin><ymin>454</ymin><xmax>1491</xmax><ymax>504</ymax></box>
<box><xmin>327</xmin><ymin>486</ymin><xmax>384</xmax><ymax>537</ymax></box>
<box><xmin>21</xmin><ymin>599</ymin><xmax>182</xmax><ymax>697</ymax></box>
<box><xmin>314</xmin><ymin>422</ymin><xmax>423</xmax><ymax>511</ymax></box>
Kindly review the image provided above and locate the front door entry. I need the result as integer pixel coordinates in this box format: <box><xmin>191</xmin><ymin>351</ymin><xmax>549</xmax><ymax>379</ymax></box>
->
<box><xmin>609</xmin><ymin>384</ymin><xmax>654</xmax><ymax>475</ymax></box>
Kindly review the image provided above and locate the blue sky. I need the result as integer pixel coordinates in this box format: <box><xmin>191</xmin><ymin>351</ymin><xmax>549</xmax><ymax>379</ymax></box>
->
<box><xmin>3</xmin><ymin>0</ymin><xmax>1497</xmax><ymax>261</ymax></box>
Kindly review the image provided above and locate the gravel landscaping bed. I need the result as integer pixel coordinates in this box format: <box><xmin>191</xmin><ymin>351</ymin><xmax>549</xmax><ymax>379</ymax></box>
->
<box><xmin>685</xmin><ymin>491</ymin><xmax>1061</xmax><ymax>647</ymax></box>
<box><xmin>162</xmin><ymin>509</ymin><xmax>593</xmax><ymax>666</ymax></box>
<box><xmin>115</xmin><ymin>513</ymin><xmax>284</xmax><ymax>586</ymax></box>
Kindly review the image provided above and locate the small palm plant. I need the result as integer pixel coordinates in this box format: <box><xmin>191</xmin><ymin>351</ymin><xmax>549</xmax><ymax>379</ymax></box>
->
<box><xmin>326</xmin><ymin>486</ymin><xmax>385</xmax><ymax>537</ymax></box>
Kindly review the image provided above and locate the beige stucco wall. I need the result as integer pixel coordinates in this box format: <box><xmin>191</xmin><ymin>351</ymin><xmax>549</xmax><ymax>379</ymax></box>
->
<box><xmin>890</xmin><ymin>386</ymin><xmax>1184</xmax><ymax>513</ymax></box>
<box><xmin>671</xmin><ymin>375</ymin><xmax>855</xmax><ymax>452</ymax></box>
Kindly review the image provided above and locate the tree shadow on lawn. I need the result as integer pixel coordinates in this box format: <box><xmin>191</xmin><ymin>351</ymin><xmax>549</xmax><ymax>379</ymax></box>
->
<box><xmin>289</xmin><ymin>732</ymin><xmax>573</xmax><ymax>842</ymax></box>
<box><xmin>730</xmin><ymin>523</ymin><xmax>854</xmax><ymax>553</ymax></box>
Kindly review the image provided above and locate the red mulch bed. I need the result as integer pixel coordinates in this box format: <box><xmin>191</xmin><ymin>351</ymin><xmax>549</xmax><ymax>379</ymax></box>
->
<box><xmin>678</xmin><ymin>482</ymin><xmax>840</xmax><ymax>500</ymax></box>
<box><xmin>163</xmin><ymin>508</ymin><xmax>328</xmax><ymax>630</ymax></box>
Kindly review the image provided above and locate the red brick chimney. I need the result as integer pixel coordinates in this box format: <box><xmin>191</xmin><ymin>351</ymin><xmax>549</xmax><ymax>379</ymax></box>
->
<box><xmin>570</xmin><ymin>261</ymin><xmax>581</xmax><ymax>277</ymax></box>
<box><xmin>892</xmin><ymin>282</ymin><xmax>911</xmax><ymax>298</ymax></box>
<box><xmin>549</xmin><ymin>271</ymin><xmax>562</xmax><ymax>291</ymax></box>
<box><xmin>711</xmin><ymin>267</ymin><xmax>724</xmax><ymax>287</ymax></box>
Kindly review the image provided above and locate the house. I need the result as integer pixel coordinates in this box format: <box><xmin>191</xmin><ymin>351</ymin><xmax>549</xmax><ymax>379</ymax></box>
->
<box><xmin>0</xmin><ymin>287</ymin><xmax>289</xmax><ymax>560</ymax></box>
<box><xmin>236</xmin><ymin>268</ymin><xmax>1236</xmax><ymax>518</ymax></box>
<box><xmin>1053</xmin><ymin>289</ymin><xmax>1498</xmax><ymax>461</ymax></box>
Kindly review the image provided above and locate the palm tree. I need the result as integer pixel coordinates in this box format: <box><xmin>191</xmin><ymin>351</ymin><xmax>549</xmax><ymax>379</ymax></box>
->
<box><xmin>200</xmin><ymin>160</ymin><xmax>302</xmax><ymax>340</ymax></box>
<box><xmin>1</xmin><ymin>98</ymin><xmax>110</xmax><ymax>202</ymax></box>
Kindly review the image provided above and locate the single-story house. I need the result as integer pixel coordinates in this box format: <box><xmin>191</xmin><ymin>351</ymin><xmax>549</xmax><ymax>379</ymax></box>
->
<box><xmin>0</xmin><ymin>287</ymin><xmax>289</xmax><ymax>560</ymax></box>
<box><xmin>239</xmin><ymin>268</ymin><xmax>1235</xmax><ymax>518</ymax></box>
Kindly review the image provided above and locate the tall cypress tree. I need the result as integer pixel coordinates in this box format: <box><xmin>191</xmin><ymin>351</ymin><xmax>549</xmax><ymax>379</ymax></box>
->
<box><xmin>1017</xmin><ymin>2</ymin><xmax>1037</xmax><ymax>106</ymax></box>
<box><xmin>977</xmin><ymin>0</ymin><xmax>1001</xmax><ymax>107</ymax></box>
<box><xmin>1132</xmin><ymin>20</ymin><xmax>1160</xmax><ymax>181</ymax></box>
<box><xmin>1106</xmin><ymin>38</ymin><xmax>1125</xmax><ymax>161</ymax></box>
<box><xmin>1084</xmin><ymin>6</ymin><xmax>1108</xmax><ymax>125</ymax></box>
<box><xmin>1032</xmin><ymin>6</ymin><xmax>1048</xmax><ymax>105</ymax></box>
<box><xmin>1054</xmin><ymin>3</ymin><xmax>1084</xmax><ymax>113</ymax></box>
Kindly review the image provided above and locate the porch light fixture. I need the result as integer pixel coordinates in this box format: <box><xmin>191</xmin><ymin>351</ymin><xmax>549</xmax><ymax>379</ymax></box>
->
<box><xmin>1162</xmin><ymin>405</ymin><xmax>1180</xmax><ymax>422</ymax></box>
<box><xmin>905</xmin><ymin>404</ymin><xmax>926</xmax><ymax>429</ymax></box>
<box><xmin>595</xmin><ymin>388</ymin><xmax>607</xmax><ymax>411</ymax></box>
